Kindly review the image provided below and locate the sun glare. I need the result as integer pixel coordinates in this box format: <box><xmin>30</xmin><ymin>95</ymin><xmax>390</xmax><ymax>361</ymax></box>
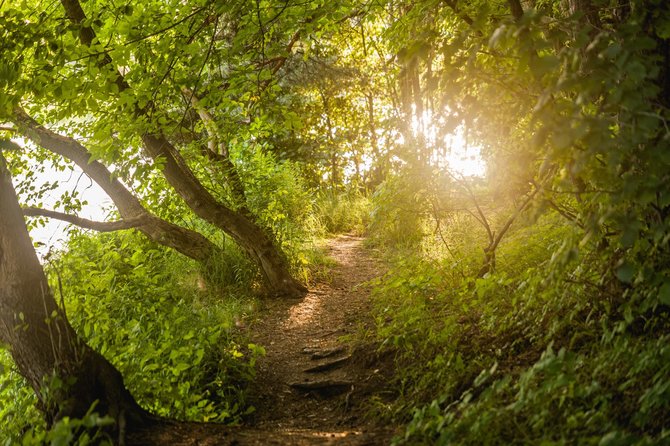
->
<box><xmin>440</xmin><ymin>131</ymin><xmax>486</xmax><ymax>178</ymax></box>
<box><xmin>411</xmin><ymin>109</ymin><xmax>486</xmax><ymax>178</ymax></box>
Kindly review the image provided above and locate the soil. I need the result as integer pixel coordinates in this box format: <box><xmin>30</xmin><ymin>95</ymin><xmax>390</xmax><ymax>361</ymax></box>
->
<box><xmin>128</xmin><ymin>235</ymin><xmax>398</xmax><ymax>445</ymax></box>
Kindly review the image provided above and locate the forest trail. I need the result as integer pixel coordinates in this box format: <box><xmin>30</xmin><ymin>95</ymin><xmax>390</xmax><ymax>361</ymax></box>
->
<box><xmin>245</xmin><ymin>234</ymin><xmax>393</xmax><ymax>443</ymax></box>
<box><xmin>129</xmin><ymin>235</ymin><xmax>396</xmax><ymax>445</ymax></box>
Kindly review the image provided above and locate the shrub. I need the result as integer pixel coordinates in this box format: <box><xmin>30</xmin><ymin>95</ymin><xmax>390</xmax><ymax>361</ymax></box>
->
<box><xmin>0</xmin><ymin>230</ymin><xmax>262</xmax><ymax>442</ymax></box>
<box><xmin>368</xmin><ymin>212</ymin><xmax>670</xmax><ymax>445</ymax></box>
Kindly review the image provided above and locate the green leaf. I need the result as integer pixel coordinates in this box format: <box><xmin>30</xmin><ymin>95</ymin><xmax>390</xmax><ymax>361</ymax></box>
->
<box><xmin>616</xmin><ymin>262</ymin><xmax>635</xmax><ymax>284</ymax></box>
<box><xmin>659</xmin><ymin>282</ymin><xmax>670</xmax><ymax>306</ymax></box>
<box><xmin>626</xmin><ymin>61</ymin><xmax>646</xmax><ymax>82</ymax></box>
<box><xmin>489</xmin><ymin>25</ymin><xmax>507</xmax><ymax>48</ymax></box>
<box><xmin>530</xmin><ymin>55</ymin><xmax>559</xmax><ymax>76</ymax></box>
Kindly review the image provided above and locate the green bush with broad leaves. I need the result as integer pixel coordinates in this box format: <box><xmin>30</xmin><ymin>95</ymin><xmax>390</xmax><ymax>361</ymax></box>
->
<box><xmin>369</xmin><ymin>215</ymin><xmax>670</xmax><ymax>445</ymax></box>
<box><xmin>16</xmin><ymin>404</ymin><xmax>115</xmax><ymax>446</ymax></box>
<box><xmin>0</xmin><ymin>230</ymin><xmax>262</xmax><ymax>443</ymax></box>
<box><xmin>235</xmin><ymin>142</ymin><xmax>321</xmax><ymax>271</ymax></box>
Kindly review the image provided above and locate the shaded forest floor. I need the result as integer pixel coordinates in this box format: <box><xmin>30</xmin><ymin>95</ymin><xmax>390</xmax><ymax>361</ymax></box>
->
<box><xmin>129</xmin><ymin>235</ymin><xmax>398</xmax><ymax>445</ymax></box>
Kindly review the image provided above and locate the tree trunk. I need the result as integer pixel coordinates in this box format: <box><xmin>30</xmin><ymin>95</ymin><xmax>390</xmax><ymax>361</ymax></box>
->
<box><xmin>0</xmin><ymin>152</ymin><xmax>149</xmax><ymax>436</ymax></box>
<box><xmin>319</xmin><ymin>90</ymin><xmax>340</xmax><ymax>189</ymax></box>
<box><xmin>365</xmin><ymin>93</ymin><xmax>384</xmax><ymax>188</ymax></box>
<box><xmin>141</xmin><ymin>133</ymin><xmax>307</xmax><ymax>297</ymax></box>
<box><xmin>566</xmin><ymin>0</ymin><xmax>602</xmax><ymax>29</ymax></box>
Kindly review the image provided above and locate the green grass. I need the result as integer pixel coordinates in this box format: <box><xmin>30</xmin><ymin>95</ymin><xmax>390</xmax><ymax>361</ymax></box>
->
<box><xmin>314</xmin><ymin>189</ymin><xmax>371</xmax><ymax>236</ymax></box>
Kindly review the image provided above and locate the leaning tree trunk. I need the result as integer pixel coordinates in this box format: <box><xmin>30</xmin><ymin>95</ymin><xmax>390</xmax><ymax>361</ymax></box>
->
<box><xmin>0</xmin><ymin>152</ymin><xmax>149</xmax><ymax>436</ymax></box>
<box><xmin>141</xmin><ymin>133</ymin><xmax>307</xmax><ymax>297</ymax></box>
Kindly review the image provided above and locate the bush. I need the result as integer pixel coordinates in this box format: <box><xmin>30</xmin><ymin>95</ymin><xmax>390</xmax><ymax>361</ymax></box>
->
<box><xmin>368</xmin><ymin>172</ymin><xmax>429</xmax><ymax>248</ymax></box>
<box><xmin>0</xmin><ymin>349</ymin><xmax>42</xmax><ymax>443</ymax></box>
<box><xmin>0</xmin><ymin>230</ymin><xmax>262</xmax><ymax>443</ymax></box>
<box><xmin>55</xmin><ymin>231</ymin><xmax>261</xmax><ymax>422</ymax></box>
<box><xmin>368</xmin><ymin>212</ymin><xmax>670</xmax><ymax>445</ymax></box>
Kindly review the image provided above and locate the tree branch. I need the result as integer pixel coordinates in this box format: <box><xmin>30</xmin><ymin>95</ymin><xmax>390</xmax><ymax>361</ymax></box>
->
<box><xmin>270</xmin><ymin>29</ymin><xmax>301</xmax><ymax>75</ymax></box>
<box><xmin>489</xmin><ymin>186</ymin><xmax>538</xmax><ymax>254</ymax></box>
<box><xmin>181</xmin><ymin>87</ymin><xmax>228</xmax><ymax>158</ymax></box>
<box><xmin>507</xmin><ymin>0</ymin><xmax>524</xmax><ymax>20</ymax></box>
<box><xmin>12</xmin><ymin>107</ymin><xmax>220</xmax><ymax>262</ymax></box>
<box><xmin>180</xmin><ymin>87</ymin><xmax>249</xmax><ymax>209</ymax></box>
<box><xmin>443</xmin><ymin>0</ymin><xmax>475</xmax><ymax>27</ymax></box>
<box><xmin>0</xmin><ymin>140</ymin><xmax>22</xmax><ymax>152</ymax></box>
<box><xmin>60</xmin><ymin>0</ymin><xmax>130</xmax><ymax>93</ymax></box>
<box><xmin>452</xmin><ymin>173</ymin><xmax>494</xmax><ymax>243</ymax></box>
<box><xmin>476</xmin><ymin>185</ymin><xmax>539</xmax><ymax>277</ymax></box>
<box><xmin>58</xmin><ymin>0</ymin><xmax>243</xmax><ymax>231</ymax></box>
<box><xmin>13</xmin><ymin>107</ymin><xmax>144</xmax><ymax>212</ymax></box>
<box><xmin>58</xmin><ymin>0</ymin><xmax>306</xmax><ymax>295</ymax></box>
<box><xmin>545</xmin><ymin>198</ymin><xmax>584</xmax><ymax>228</ymax></box>
<box><xmin>22</xmin><ymin>207</ymin><xmax>147</xmax><ymax>232</ymax></box>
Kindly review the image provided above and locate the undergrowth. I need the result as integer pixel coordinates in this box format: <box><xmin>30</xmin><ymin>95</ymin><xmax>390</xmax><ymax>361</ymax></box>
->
<box><xmin>367</xmin><ymin>209</ymin><xmax>670</xmax><ymax>445</ymax></box>
<box><xmin>313</xmin><ymin>189</ymin><xmax>371</xmax><ymax>236</ymax></box>
<box><xmin>0</xmin><ymin>230</ymin><xmax>262</xmax><ymax>443</ymax></box>
<box><xmin>0</xmin><ymin>188</ymin><xmax>344</xmax><ymax>443</ymax></box>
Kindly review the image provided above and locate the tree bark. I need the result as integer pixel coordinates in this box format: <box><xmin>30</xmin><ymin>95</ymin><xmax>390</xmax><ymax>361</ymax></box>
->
<box><xmin>507</xmin><ymin>0</ymin><xmax>524</xmax><ymax>20</ymax></box>
<box><xmin>23</xmin><ymin>206</ymin><xmax>147</xmax><ymax>232</ymax></box>
<box><xmin>181</xmin><ymin>87</ymin><xmax>249</xmax><ymax>210</ymax></box>
<box><xmin>567</xmin><ymin>0</ymin><xmax>602</xmax><ymax>29</ymax></box>
<box><xmin>0</xmin><ymin>152</ymin><xmax>149</xmax><ymax>436</ymax></box>
<box><xmin>476</xmin><ymin>187</ymin><xmax>538</xmax><ymax>277</ymax></box>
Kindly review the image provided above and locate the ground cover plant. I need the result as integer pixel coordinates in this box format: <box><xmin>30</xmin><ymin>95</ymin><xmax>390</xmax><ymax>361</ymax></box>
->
<box><xmin>368</xmin><ymin>209</ymin><xmax>670</xmax><ymax>444</ymax></box>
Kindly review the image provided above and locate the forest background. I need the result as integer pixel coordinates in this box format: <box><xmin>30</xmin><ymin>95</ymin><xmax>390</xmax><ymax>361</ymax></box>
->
<box><xmin>0</xmin><ymin>0</ymin><xmax>669</xmax><ymax>444</ymax></box>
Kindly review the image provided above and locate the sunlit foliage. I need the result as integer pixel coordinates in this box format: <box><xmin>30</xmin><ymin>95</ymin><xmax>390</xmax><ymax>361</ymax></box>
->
<box><xmin>1</xmin><ymin>0</ymin><xmax>669</xmax><ymax>443</ymax></box>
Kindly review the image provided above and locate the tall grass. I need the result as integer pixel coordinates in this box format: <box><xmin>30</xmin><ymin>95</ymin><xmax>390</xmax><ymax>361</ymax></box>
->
<box><xmin>313</xmin><ymin>189</ymin><xmax>371</xmax><ymax>236</ymax></box>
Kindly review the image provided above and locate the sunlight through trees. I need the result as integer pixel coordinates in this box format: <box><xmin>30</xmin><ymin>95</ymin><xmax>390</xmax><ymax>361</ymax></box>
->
<box><xmin>1</xmin><ymin>0</ymin><xmax>669</xmax><ymax>443</ymax></box>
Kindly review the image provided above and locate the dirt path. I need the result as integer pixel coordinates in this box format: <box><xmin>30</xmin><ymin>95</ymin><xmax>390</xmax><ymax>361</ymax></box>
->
<box><xmin>129</xmin><ymin>235</ymin><xmax>396</xmax><ymax>445</ymax></box>
<box><xmin>245</xmin><ymin>234</ymin><xmax>392</xmax><ymax>442</ymax></box>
